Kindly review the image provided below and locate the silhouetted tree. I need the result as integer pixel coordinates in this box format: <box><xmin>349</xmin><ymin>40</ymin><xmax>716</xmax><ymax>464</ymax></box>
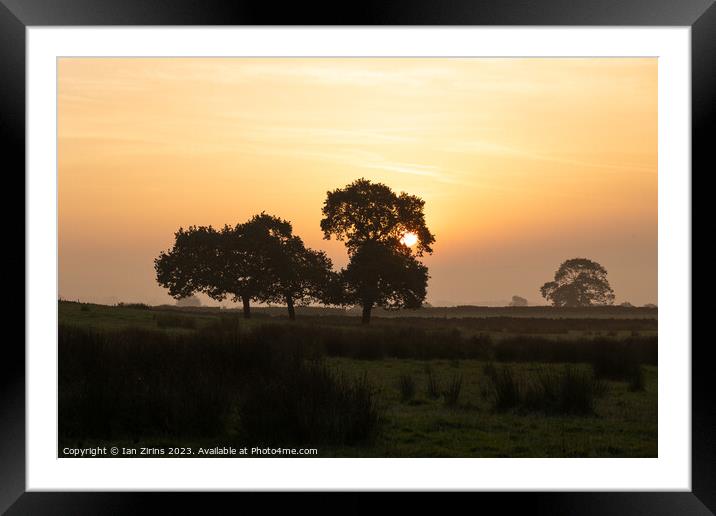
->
<box><xmin>154</xmin><ymin>225</ymin><xmax>221</xmax><ymax>299</ymax></box>
<box><xmin>509</xmin><ymin>295</ymin><xmax>528</xmax><ymax>307</ymax></box>
<box><xmin>321</xmin><ymin>178</ymin><xmax>435</xmax><ymax>255</ymax></box>
<box><xmin>540</xmin><ymin>258</ymin><xmax>615</xmax><ymax>307</ymax></box>
<box><xmin>155</xmin><ymin>223</ymin><xmax>273</xmax><ymax>318</ymax></box>
<box><xmin>246</xmin><ymin>213</ymin><xmax>336</xmax><ymax>320</ymax></box>
<box><xmin>156</xmin><ymin>214</ymin><xmax>336</xmax><ymax>320</ymax></box>
<box><xmin>321</xmin><ymin>179</ymin><xmax>435</xmax><ymax>323</ymax></box>
<box><xmin>339</xmin><ymin>241</ymin><xmax>429</xmax><ymax>322</ymax></box>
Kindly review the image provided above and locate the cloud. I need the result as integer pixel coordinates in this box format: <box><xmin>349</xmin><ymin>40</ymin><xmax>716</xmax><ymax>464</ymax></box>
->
<box><xmin>445</xmin><ymin>139</ymin><xmax>655</xmax><ymax>174</ymax></box>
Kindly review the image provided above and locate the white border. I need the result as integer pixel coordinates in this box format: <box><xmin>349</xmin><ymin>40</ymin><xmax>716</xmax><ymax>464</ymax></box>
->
<box><xmin>27</xmin><ymin>27</ymin><xmax>691</xmax><ymax>491</ymax></box>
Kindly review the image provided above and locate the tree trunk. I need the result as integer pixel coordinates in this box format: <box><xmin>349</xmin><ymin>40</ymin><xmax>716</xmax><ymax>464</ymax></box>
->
<box><xmin>361</xmin><ymin>302</ymin><xmax>372</xmax><ymax>324</ymax></box>
<box><xmin>241</xmin><ymin>296</ymin><xmax>251</xmax><ymax>319</ymax></box>
<box><xmin>286</xmin><ymin>294</ymin><xmax>296</xmax><ymax>321</ymax></box>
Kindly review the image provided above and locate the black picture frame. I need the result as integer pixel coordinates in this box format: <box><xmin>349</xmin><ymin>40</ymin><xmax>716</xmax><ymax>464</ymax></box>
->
<box><xmin>3</xmin><ymin>1</ymin><xmax>712</xmax><ymax>513</ymax></box>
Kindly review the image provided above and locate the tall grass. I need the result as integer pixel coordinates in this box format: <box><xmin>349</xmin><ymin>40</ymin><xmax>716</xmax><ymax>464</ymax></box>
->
<box><xmin>483</xmin><ymin>363</ymin><xmax>522</xmax><ymax>412</ymax></box>
<box><xmin>398</xmin><ymin>374</ymin><xmax>416</xmax><ymax>402</ymax></box>
<box><xmin>484</xmin><ymin>364</ymin><xmax>605</xmax><ymax>416</ymax></box>
<box><xmin>238</xmin><ymin>365</ymin><xmax>380</xmax><ymax>446</ymax></box>
<box><xmin>425</xmin><ymin>368</ymin><xmax>440</xmax><ymax>399</ymax></box>
<box><xmin>525</xmin><ymin>366</ymin><xmax>605</xmax><ymax>415</ymax></box>
<box><xmin>628</xmin><ymin>366</ymin><xmax>646</xmax><ymax>392</ymax></box>
<box><xmin>443</xmin><ymin>375</ymin><xmax>463</xmax><ymax>407</ymax></box>
<box><xmin>154</xmin><ymin>313</ymin><xmax>196</xmax><ymax>329</ymax></box>
<box><xmin>59</xmin><ymin>324</ymin><xmax>380</xmax><ymax>446</ymax></box>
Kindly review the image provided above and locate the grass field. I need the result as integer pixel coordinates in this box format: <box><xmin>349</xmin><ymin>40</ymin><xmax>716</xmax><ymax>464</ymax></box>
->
<box><xmin>319</xmin><ymin>358</ymin><xmax>656</xmax><ymax>457</ymax></box>
<box><xmin>58</xmin><ymin>300</ymin><xmax>657</xmax><ymax>458</ymax></box>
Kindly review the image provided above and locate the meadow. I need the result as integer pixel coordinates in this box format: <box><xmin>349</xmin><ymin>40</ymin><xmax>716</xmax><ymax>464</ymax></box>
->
<box><xmin>58</xmin><ymin>300</ymin><xmax>657</xmax><ymax>458</ymax></box>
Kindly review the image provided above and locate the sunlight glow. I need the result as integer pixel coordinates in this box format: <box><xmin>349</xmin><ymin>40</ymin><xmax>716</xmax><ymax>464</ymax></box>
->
<box><xmin>400</xmin><ymin>232</ymin><xmax>419</xmax><ymax>247</ymax></box>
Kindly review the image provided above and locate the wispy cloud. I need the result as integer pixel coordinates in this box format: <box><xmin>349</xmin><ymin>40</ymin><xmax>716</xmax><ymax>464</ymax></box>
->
<box><xmin>145</xmin><ymin>60</ymin><xmax>457</xmax><ymax>89</ymax></box>
<box><xmin>363</xmin><ymin>161</ymin><xmax>440</xmax><ymax>178</ymax></box>
<box><xmin>445</xmin><ymin>139</ymin><xmax>655</xmax><ymax>174</ymax></box>
<box><xmin>246</xmin><ymin>126</ymin><xmax>418</xmax><ymax>146</ymax></box>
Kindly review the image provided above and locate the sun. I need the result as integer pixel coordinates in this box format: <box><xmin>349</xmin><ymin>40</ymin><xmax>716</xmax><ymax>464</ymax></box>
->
<box><xmin>400</xmin><ymin>232</ymin><xmax>419</xmax><ymax>247</ymax></box>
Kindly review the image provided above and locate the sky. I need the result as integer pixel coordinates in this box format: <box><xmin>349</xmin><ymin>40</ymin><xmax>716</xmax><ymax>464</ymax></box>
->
<box><xmin>58</xmin><ymin>58</ymin><xmax>657</xmax><ymax>307</ymax></box>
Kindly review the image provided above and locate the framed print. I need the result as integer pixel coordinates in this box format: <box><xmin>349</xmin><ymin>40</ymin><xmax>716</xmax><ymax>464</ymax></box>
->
<box><xmin>3</xmin><ymin>0</ymin><xmax>713</xmax><ymax>513</ymax></box>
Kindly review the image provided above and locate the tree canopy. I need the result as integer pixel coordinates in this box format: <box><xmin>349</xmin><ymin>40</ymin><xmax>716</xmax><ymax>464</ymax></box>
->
<box><xmin>156</xmin><ymin>179</ymin><xmax>435</xmax><ymax>323</ymax></box>
<box><xmin>321</xmin><ymin>179</ymin><xmax>434</xmax><ymax>323</ymax></box>
<box><xmin>540</xmin><ymin>258</ymin><xmax>615</xmax><ymax>307</ymax></box>
<box><xmin>155</xmin><ymin>213</ymin><xmax>334</xmax><ymax>319</ymax></box>
<box><xmin>244</xmin><ymin>213</ymin><xmax>336</xmax><ymax>319</ymax></box>
<box><xmin>320</xmin><ymin>178</ymin><xmax>435</xmax><ymax>256</ymax></box>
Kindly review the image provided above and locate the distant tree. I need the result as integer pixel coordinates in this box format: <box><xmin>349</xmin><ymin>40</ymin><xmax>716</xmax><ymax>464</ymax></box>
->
<box><xmin>540</xmin><ymin>258</ymin><xmax>615</xmax><ymax>307</ymax></box>
<box><xmin>321</xmin><ymin>179</ymin><xmax>435</xmax><ymax>323</ymax></box>
<box><xmin>619</xmin><ymin>301</ymin><xmax>634</xmax><ymax>308</ymax></box>
<box><xmin>509</xmin><ymin>295</ymin><xmax>528</xmax><ymax>307</ymax></box>
<box><xmin>643</xmin><ymin>303</ymin><xmax>657</xmax><ymax>309</ymax></box>
<box><xmin>176</xmin><ymin>294</ymin><xmax>201</xmax><ymax>307</ymax></box>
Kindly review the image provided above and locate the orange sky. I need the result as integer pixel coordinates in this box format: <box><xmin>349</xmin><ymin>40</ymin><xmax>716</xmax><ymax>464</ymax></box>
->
<box><xmin>58</xmin><ymin>58</ymin><xmax>657</xmax><ymax>306</ymax></box>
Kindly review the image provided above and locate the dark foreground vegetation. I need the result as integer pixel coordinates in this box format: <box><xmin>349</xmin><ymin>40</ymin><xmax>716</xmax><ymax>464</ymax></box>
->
<box><xmin>58</xmin><ymin>301</ymin><xmax>658</xmax><ymax>457</ymax></box>
<box><xmin>59</xmin><ymin>324</ymin><xmax>379</xmax><ymax>447</ymax></box>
